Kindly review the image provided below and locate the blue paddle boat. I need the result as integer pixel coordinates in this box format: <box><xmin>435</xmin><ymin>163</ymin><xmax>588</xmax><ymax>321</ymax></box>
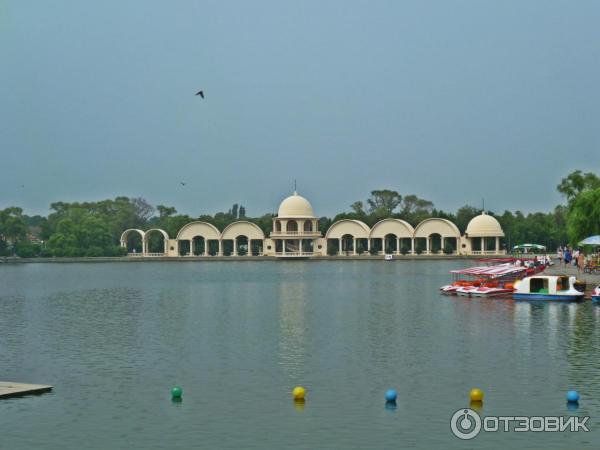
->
<box><xmin>513</xmin><ymin>275</ymin><xmax>584</xmax><ymax>302</ymax></box>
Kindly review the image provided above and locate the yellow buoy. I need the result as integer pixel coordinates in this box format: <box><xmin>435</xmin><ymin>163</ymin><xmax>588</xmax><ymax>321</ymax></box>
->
<box><xmin>470</xmin><ymin>388</ymin><xmax>484</xmax><ymax>402</ymax></box>
<box><xmin>293</xmin><ymin>386</ymin><xmax>306</xmax><ymax>400</ymax></box>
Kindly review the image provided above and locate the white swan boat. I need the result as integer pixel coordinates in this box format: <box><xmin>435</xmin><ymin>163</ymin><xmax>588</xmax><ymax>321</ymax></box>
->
<box><xmin>512</xmin><ymin>275</ymin><xmax>584</xmax><ymax>302</ymax></box>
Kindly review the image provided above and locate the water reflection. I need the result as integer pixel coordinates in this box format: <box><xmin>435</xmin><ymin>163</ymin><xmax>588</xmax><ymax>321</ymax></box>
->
<box><xmin>293</xmin><ymin>399</ymin><xmax>305</xmax><ymax>412</ymax></box>
<box><xmin>278</xmin><ymin>278</ymin><xmax>308</xmax><ymax>381</ymax></box>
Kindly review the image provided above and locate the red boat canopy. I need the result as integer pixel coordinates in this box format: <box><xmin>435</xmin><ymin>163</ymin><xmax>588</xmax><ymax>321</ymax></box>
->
<box><xmin>450</xmin><ymin>265</ymin><xmax>527</xmax><ymax>276</ymax></box>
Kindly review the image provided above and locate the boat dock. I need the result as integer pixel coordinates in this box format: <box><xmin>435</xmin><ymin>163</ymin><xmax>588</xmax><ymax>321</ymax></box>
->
<box><xmin>0</xmin><ymin>381</ymin><xmax>53</xmax><ymax>399</ymax></box>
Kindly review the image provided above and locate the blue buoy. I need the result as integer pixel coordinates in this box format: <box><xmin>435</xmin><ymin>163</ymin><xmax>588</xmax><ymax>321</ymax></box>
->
<box><xmin>566</xmin><ymin>390</ymin><xmax>580</xmax><ymax>402</ymax></box>
<box><xmin>385</xmin><ymin>389</ymin><xmax>397</xmax><ymax>402</ymax></box>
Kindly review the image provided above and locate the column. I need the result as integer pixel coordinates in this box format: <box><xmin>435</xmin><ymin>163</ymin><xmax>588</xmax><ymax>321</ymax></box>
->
<box><xmin>425</xmin><ymin>238</ymin><xmax>430</xmax><ymax>254</ymax></box>
<box><xmin>300</xmin><ymin>239</ymin><xmax>303</xmax><ymax>255</ymax></box>
<box><xmin>381</xmin><ymin>237</ymin><xmax>385</xmax><ymax>254</ymax></box>
<box><xmin>396</xmin><ymin>237</ymin><xmax>400</xmax><ymax>254</ymax></box>
<box><xmin>190</xmin><ymin>239</ymin><xmax>194</xmax><ymax>256</ymax></box>
<box><xmin>282</xmin><ymin>240</ymin><xmax>286</xmax><ymax>255</ymax></box>
<box><xmin>233</xmin><ymin>238</ymin><xmax>238</xmax><ymax>256</ymax></box>
<box><xmin>481</xmin><ymin>237</ymin><xmax>485</xmax><ymax>253</ymax></box>
<box><xmin>353</xmin><ymin>238</ymin><xmax>357</xmax><ymax>255</ymax></box>
<box><xmin>204</xmin><ymin>240</ymin><xmax>209</xmax><ymax>256</ymax></box>
<box><xmin>339</xmin><ymin>238</ymin><xmax>343</xmax><ymax>255</ymax></box>
<box><xmin>411</xmin><ymin>238</ymin><xmax>414</xmax><ymax>254</ymax></box>
<box><xmin>247</xmin><ymin>239</ymin><xmax>252</xmax><ymax>256</ymax></box>
<box><xmin>495</xmin><ymin>237</ymin><xmax>499</xmax><ymax>254</ymax></box>
<box><xmin>441</xmin><ymin>237</ymin><xmax>445</xmax><ymax>254</ymax></box>
<box><xmin>218</xmin><ymin>240</ymin><xmax>222</xmax><ymax>256</ymax></box>
<box><xmin>367</xmin><ymin>239</ymin><xmax>371</xmax><ymax>252</ymax></box>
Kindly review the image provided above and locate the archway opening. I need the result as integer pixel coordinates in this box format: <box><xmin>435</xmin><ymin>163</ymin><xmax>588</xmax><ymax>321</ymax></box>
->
<box><xmin>250</xmin><ymin>239</ymin><xmax>263</xmax><ymax>255</ymax></box>
<box><xmin>207</xmin><ymin>240</ymin><xmax>219</xmax><ymax>256</ymax></box>
<box><xmin>341</xmin><ymin>234</ymin><xmax>354</xmax><ymax>255</ymax></box>
<box><xmin>414</xmin><ymin>237</ymin><xmax>427</xmax><ymax>254</ymax></box>
<box><xmin>124</xmin><ymin>232</ymin><xmax>143</xmax><ymax>254</ymax></box>
<box><xmin>429</xmin><ymin>233</ymin><xmax>442</xmax><ymax>254</ymax></box>
<box><xmin>443</xmin><ymin>237</ymin><xmax>457</xmax><ymax>254</ymax></box>
<box><xmin>275</xmin><ymin>221</ymin><xmax>281</xmax><ymax>232</ymax></box>
<box><xmin>327</xmin><ymin>239</ymin><xmax>339</xmax><ymax>256</ymax></box>
<box><xmin>145</xmin><ymin>230</ymin><xmax>167</xmax><ymax>254</ymax></box>
<box><xmin>287</xmin><ymin>220</ymin><xmax>298</xmax><ymax>232</ymax></box>
<box><xmin>236</xmin><ymin>236</ymin><xmax>249</xmax><ymax>255</ymax></box>
<box><xmin>355</xmin><ymin>238</ymin><xmax>368</xmax><ymax>254</ymax></box>
<box><xmin>303</xmin><ymin>221</ymin><xmax>313</xmax><ymax>232</ymax></box>
<box><xmin>300</xmin><ymin>240</ymin><xmax>314</xmax><ymax>253</ymax></box>
<box><xmin>399</xmin><ymin>238</ymin><xmax>412</xmax><ymax>254</ymax></box>
<box><xmin>222</xmin><ymin>240</ymin><xmax>234</xmax><ymax>256</ymax></box>
<box><xmin>192</xmin><ymin>236</ymin><xmax>206</xmax><ymax>256</ymax></box>
<box><xmin>383</xmin><ymin>234</ymin><xmax>398</xmax><ymax>254</ymax></box>
<box><xmin>178</xmin><ymin>240</ymin><xmax>191</xmax><ymax>256</ymax></box>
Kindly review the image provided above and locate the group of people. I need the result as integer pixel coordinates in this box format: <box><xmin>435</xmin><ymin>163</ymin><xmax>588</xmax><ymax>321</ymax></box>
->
<box><xmin>557</xmin><ymin>246</ymin><xmax>590</xmax><ymax>273</ymax></box>
<box><xmin>514</xmin><ymin>254</ymin><xmax>552</xmax><ymax>269</ymax></box>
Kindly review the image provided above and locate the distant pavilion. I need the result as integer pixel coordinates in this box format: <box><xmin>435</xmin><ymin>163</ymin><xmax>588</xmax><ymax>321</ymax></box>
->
<box><xmin>120</xmin><ymin>191</ymin><xmax>506</xmax><ymax>258</ymax></box>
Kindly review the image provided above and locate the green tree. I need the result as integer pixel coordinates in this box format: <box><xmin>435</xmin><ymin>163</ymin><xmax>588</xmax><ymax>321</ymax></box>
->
<box><xmin>557</xmin><ymin>170</ymin><xmax>600</xmax><ymax>204</ymax></box>
<box><xmin>455</xmin><ymin>205</ymin><xmax>480</xmax><ymax>233</ymax></box>
<box><xmin>366</xmin><ymin>190</ymin><xmax>402</xmax><ymax>216</ymax></box>
<box><xmin>566</xmin><ymin>187</ymin><xmax>600</xmax><ymax>243</ymax></box>
<box><xmin>0</xmin><ymin>207</ymin><xmax>28</xmax><ymax>255</ymax></box>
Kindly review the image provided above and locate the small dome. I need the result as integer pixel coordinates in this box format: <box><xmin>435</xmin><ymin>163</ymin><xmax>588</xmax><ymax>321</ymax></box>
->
<box><xmin>277</xmin><ymin>192</ymin><xmax>315</xmax><ymax>218</ymax></box>
<box><xmin>466</xmin><ymin>213</ymin><xmax>504</xmax><ymax>237</ymax></box>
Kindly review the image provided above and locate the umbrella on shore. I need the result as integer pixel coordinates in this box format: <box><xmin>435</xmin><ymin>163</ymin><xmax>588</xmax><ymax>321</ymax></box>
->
<box><xmin>513</xmin><ymin>244</ymin><xmax>546</xmax><ymax>250</ymax></box>
<box><xmin>579</xmin><ymin>235</ymin><xmax>600</xmax><ymax>246</ymax></box>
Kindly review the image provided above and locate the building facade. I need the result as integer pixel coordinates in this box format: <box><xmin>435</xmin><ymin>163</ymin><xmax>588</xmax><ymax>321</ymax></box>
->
<box><xmin>120</xmin><ymin>191</ymin><xmax>506</xmax><ymax>258</ymax></box>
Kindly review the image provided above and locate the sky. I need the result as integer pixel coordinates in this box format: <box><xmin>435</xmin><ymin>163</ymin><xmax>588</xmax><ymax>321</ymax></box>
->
<box><xmin>1</xmin><ymin>0</ymin><xmax>599</xmax><ymax>218</ymax></box>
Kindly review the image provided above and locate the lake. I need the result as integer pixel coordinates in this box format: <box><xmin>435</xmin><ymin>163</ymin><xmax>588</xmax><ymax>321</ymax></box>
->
<box><xmin>1</xmin><ymin>261</ymin><xmax>599</xmax><ymax>449</ymax></box>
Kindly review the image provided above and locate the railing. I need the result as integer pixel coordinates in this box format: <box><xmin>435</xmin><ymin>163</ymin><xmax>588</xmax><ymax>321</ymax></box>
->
<box><xmin>270</xmin><ymin>231</ymin><xmax>321</xmax><ymax>237</ymax></box>
<box><xmin>275</xmin><ymin>251</ymin><xmax>314</xmax><ymax>257</ymax></box>
<box><xmin>128</xmin><ymin>253</ymin><xmax>144</xmax><ymax>257</ymax></box>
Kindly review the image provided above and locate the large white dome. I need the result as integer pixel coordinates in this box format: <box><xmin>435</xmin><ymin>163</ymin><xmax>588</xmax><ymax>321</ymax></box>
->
<box><xmin>277</xmin><ymin>192</ymin><xmax>315</xmax><ymax>218</ymax></box>
<box><xmin>466</xmin><ymin>213</ymin><xmax>504</xmax><ymax>237</ymax></box>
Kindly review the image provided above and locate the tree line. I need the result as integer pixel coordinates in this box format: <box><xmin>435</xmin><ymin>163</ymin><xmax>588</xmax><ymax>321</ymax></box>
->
<box><xmin>0</xmin><ymin>170</ymin><xmax>598</xmax><ymax>257</ymax></box>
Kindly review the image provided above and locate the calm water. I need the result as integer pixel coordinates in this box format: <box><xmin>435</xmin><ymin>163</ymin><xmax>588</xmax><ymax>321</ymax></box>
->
<box><xmin>1</xmin><ymin>261</ymin><xmax>600</xmax><ymax>449</ymax></box>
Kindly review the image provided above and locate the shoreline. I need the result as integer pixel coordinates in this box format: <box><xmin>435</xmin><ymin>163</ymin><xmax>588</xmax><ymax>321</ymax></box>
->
<box><xmin>0</xmin><ymin>255</ymin><xmax>489</xmax><ymax>264</ymax></box>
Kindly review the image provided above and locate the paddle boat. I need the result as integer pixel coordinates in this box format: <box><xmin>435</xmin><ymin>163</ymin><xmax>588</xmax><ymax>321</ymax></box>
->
<box><xmin>440</xmin><ymin>264</ymin><xmax>525</xmax><ymax>297</ymax></box>
<box><xmin>592</xmin><ymin>286</ymin><xmax>600</xmax><ymax>303</ymax></box>
<box><xmin>512</xmin><ymin>275</ymin><xmax>584</xmax><ymax>302</ymax></box>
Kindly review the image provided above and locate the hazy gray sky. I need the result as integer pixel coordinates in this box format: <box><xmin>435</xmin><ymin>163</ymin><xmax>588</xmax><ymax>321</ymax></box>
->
<box><xmin>1</xmin><ymin>0</ymin><xmax>599</xmax><ymax>218</ymax></box>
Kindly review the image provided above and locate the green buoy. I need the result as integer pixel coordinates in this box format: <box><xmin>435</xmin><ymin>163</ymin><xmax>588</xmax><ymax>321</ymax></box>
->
<box><xmin>171</xmin><ymin>386</ymin><xmax>183</xmax><ymax>398</ymax></box>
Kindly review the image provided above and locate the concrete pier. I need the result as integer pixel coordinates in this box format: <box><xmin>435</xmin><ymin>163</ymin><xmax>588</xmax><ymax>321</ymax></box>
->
<box><xmin>0</xmin><ymin>381</ymin><xmax>53</xmax><ymax>399</ymax></box>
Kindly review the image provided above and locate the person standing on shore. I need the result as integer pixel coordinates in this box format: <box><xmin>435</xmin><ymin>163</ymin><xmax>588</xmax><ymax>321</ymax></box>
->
<box><xmin>577</xmin><ymin>251</ymin><xmax>585</xmax><ymax>273</ymax></box>
<box><xmin>557</xmin><ymin>246</ymin><xmax>563</xmax><ymax>265</ymax></box>
<box><xmin>564</xmin><ymin>248</ymin><xmax>572</xmax><ymax>266</ymax></box>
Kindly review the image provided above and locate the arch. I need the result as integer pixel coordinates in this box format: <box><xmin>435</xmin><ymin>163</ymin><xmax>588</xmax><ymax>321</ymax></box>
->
<box><xmin>176</xmin><ymin>221</ymin><xmax>221</xmax><ymax>241</ymax></box>
<box><xmin>143</xmin><ymin>228</ymin><xmax>169</xmax><ymax>254</ymax></box>
<box><xmin>413</xmin><ymin>218</ymin><xmax>461</xmax><ymax>239</ymax></box>
<box><xmin>120</xmin><ymin>229</ymin><xmax>145</xmax><ymax>244</ymax></box>
<box><xmin>369</xmin><ymin>218</ymin><xmax>414</xmax><ymax>239</ymax></box>
<box><xmin>303</xmin><ymin>220</ymin><xmax>313</xmax><ymax>232</ymax></box>
<box><xmin>221</xmin><ymin>221</ymin><xmax>265</xmax><ymax>240</ymax></box>
<box><xmin>120</xmin><ymin>228</ymin><xmax>145</xmax><ymax>254</ymax></box>
<box><xmin>286</xmin><ymin>220</ymin><xmax>299</xmax><ymax>232</ymax></box>
<box><xmin>325</xmin><ymin>219</ymin><xmax>370</xmax><ymax>239</ymax></box>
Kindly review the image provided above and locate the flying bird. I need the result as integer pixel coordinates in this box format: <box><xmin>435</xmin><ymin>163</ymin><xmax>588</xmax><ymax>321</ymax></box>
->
<box><xmin>180</xmin><ymin>182</ymin><xmax>187</xmax><ymax>186</ymax></box>
<box><xmin>195</xmin><ymin>90</ymin><xmax>204</xmax><ymax>98</ymax></box>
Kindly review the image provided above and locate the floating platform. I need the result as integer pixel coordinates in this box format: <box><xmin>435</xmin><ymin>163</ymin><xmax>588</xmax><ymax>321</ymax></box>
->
<box><xmin>0</xmin><ymin>381</ymin><xmax>53</xmax><ymax>399</ymax></box>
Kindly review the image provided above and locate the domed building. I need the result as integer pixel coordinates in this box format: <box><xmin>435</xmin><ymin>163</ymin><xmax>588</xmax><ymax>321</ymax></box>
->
<box><xmin>121</xmin><ymin>190</ymin><xmax>506</xmax><ymax>258</ymax></box>
<box><xmin>463</xmin><ymin>213</ymin><xmax>505</xmax><ymax>255</ymax></box>
<box><xmin>269</xmin><ymin>191</ymin><xmax>321</xmax><ymax>257</ymax></box>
